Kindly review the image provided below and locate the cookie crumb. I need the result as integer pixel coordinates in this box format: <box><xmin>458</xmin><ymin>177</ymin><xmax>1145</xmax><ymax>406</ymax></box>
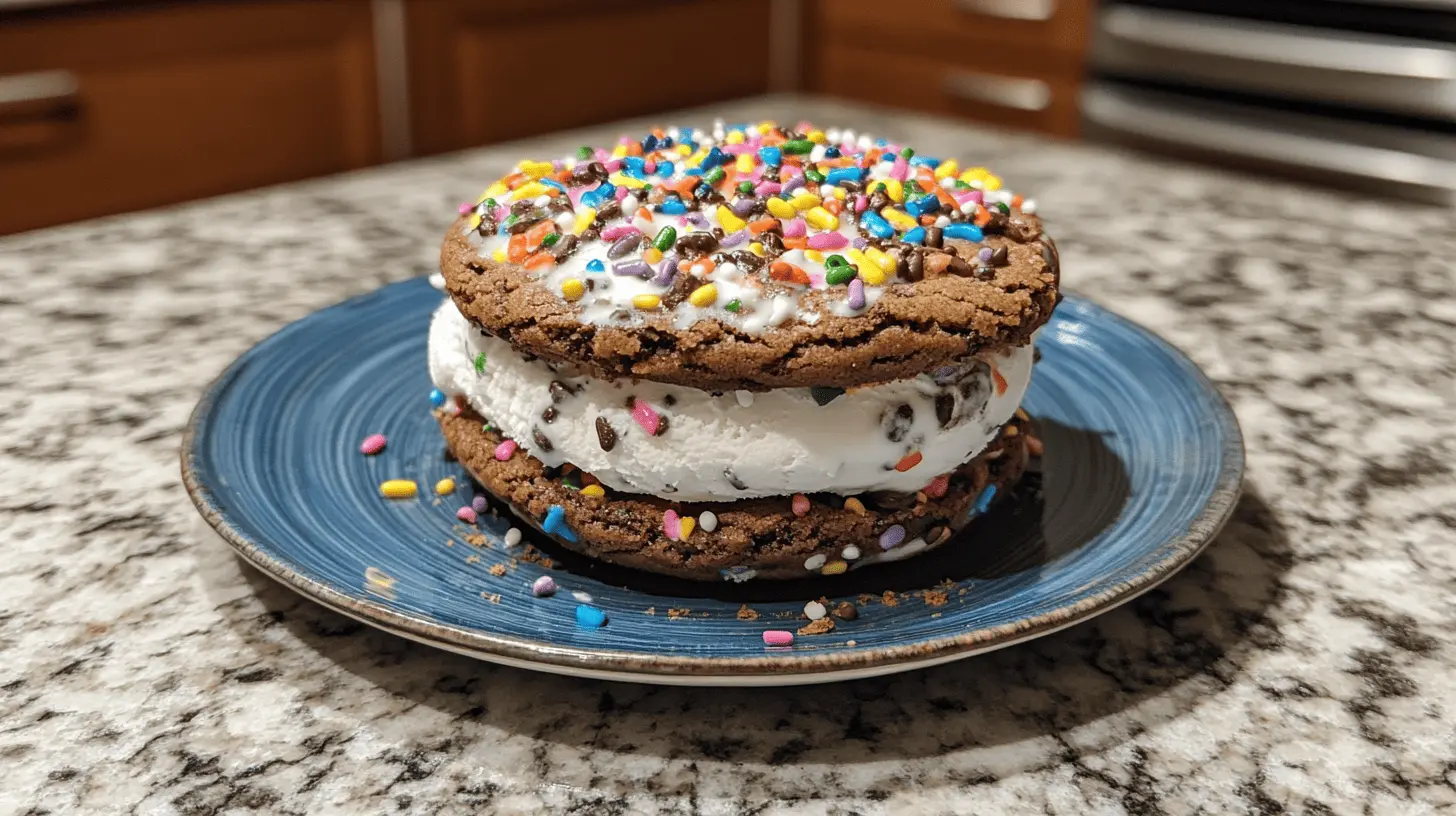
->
<box><xmin>488</xmin><ymin>564</ymin><xmax>506</xmax><ymax>577</ymax></box>
<box><xmin>923</xmin><ymin>590</ymin><xmax>948</xmax><ymax>607</ymax></box>
<box><xmin>465</xmin><ymin>534</ymin><xmax>488</xmax><ymax>548</ymax></box>
<box><xmin>644</xmin><ymin>606</ymin><xmax>656</xmax><ymax>615</ymax></box>
<box><xmin>881</xmin><ymin>591</ymin><xmax>900</xmax><ymax>607</ymax></box>
<box><xmin>480</xmin><ymin>592</ymin><xmax>501</xmax><ymax>604</ymax></box>
<box><xmin>737</xmin><ymin>604</ymin><xmax>760</xmax><ymax>621</ymax></box>
<box><xmin>667</xmin><ymin>607</ymin><xmax>692</xmax><ymax>619</ymax></box>
<box><xmin>797</xmin><ymin>617</ymin><xmax>835</xmax><ymax>636</ymax></box>
<box><xmin>465</xmin><ymin>555</ymin><xmax>480</xmax><ymax>565</ymax></box>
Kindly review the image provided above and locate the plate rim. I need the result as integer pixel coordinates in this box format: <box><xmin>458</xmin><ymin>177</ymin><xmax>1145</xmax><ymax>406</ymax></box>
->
<box><xmin>180</xmin><ymin>280</ymin><xmax>1245</xmax><ymax>682</ymax></box>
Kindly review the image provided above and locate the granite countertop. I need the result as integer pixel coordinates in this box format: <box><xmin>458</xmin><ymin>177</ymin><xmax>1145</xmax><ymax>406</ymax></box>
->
<box><xmin>3</xmin><ymin>95</ymin><xmax>1454</xmax><ymax>815</ymax></box>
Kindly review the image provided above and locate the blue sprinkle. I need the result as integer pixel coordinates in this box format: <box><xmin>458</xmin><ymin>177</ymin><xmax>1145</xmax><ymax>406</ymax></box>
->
<box><xmin>824</xmin><ymin>146</ymin><xmax>841</xmax><ymax>159</ymax></box>
<box><xmin>909</xmin><ymin>156</ymin><xmax>942</xmax><ymax>168</ymax></box>
<box><xmin>657</xmin><ymin>198</ymin><xmax>687</xmax><ymax>215</ymax></box>
<box><xmin>684</xmin><ymin>167</ymin><xmax>704</xmax><ymax>177</ymax></box>
<box><xmin>875</xmin><ymin>138</ymin><xmax>890</xmax><ymax>147</ymax></box>
<box><xmin>697</xmin><ymin>146</ymin><xmax>725</xmax><ymax>170</ymax></box>
<box><xmin>540</xmin><ymin>177</ymin><xmax>567</xmax><ymax>193</ymax></box>
<box><xmin>542</xmin><ymin>504</ymin><xmax>577</xmax><ymax>542</ymax></box>
<box><xmin>974</xmin><ymin>484</ymin><xmax>997</xmax><ymax>514</ymax></box>
<box><xmin>580</xmin><ymin>183</ymin><xmax>616</xmax><ymax>208</ymax></box>
<box><xmin>758</xmin><ymin>146</ymin><xmax>781</xmax><ymax>166</ymax></box>
<box><xmin>621</xmin><ymin>156</ymin><xmax>646</xmax><ymax>178</ymax></box>
<box><xmin>860</xmin><ymin>211</ymin><xmax>894</xmax><ymax>239</ymax></box>
<box><xmin>641</xmin><ymin>134</ymin><xmax>658</xmax><ymax>152</ymax></box>
<box><xmin>944</xmin><ymin>224</ymin><xmax>984</xmax><ymax>242</ymax></box>
<box><xmin>901</xmin><ymin>226</ymin><xmax>927</xmax><ymax>245</ymax></box>
<box><xmin>429</xmin><ymin>388</ymin><xmax>446</xmax><ymax>408</ymax></box>
<box><xmin>825</xmin><ymin>167</ymin><xmax>864</xmax><ymax>186</ymax></box>
<box><xmin>655</xmin><ymin>160</ymin><xmax>675</xmax><ymax>177</ymax></box>
<box><xmin>586</xmin><ymin>259</ymin><xmax>605</xmax><ymax>273</ymax></box>
<box><xmin>904</xmin><ymin>196</ymin><xmax>939</xmax><ymax>217</ymax></box>
<box><xmin>575</xmin><ymin>605</ymin><xmax>607</xmax><ymax>629</ymax></box>
<box><xmin>660</xmin><ymin>136</ymin><xmax>674</xmax><ymax>148</ymax></box>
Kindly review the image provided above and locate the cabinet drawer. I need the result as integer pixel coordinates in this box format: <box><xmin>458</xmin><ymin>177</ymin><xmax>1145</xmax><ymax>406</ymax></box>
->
<box><xmin>812</xmin><ymin>0</ymin><xmax>1091</xmax><ymax>57</ymax></box>
<box><xmin>0</xmin><ymin>1</ymin><xmax>380</xmax><ymax>234</ymax></box>
<box><xmin>407</xmin><ymin>0</ymin><xmax>772</xmax><ymax>155</ymax></box>
<box><xmin>808</xmin><ymin>41</ymin><xmax>1082</xmax><ymax>137</ymax></box>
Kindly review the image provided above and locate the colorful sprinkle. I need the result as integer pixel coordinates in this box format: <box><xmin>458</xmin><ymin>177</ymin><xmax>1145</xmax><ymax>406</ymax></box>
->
<box><xmin>894</xmin><ymin>452</ymin><xmax>923</xmax><ymax>472</ymax></box>
<box><xmin>494</xmin><ymin>440</ymin><xmax>518</xmax><ymax>461</ymax></box>
<box><xmin>763</xmin><ymin>630</ymin><xmax>794</xmax><ymax>646</ymax></box>
<box><xmin>532</xmin><ymin>575</ymin><xmax>557</xmax><ymax>597</ymax></box>
<box><xmin>803</xmin><ymin>553</ymin><xmax>827</xmax><ymax>571</ymax></box>
<box><xmin>359</xmin><ymin>434</ymin><xmax>387</xmax><ymax>455</ymax></box>
<box><xmin>434</xmin><ymin>478</ymin><xmax>456</xmax><ymax>495</ymax></box>
<box><xmin>471</xmin><ymin>495</ymin><xmax>488</xmax><ymax>514</ymax></box>
<box><xmin>631</xmin><ymin>294</ymin><xmax>661</xmax><ymax>310</ymax></box>
<box><xmin>429</xmin><ymin>388</ymin><xmax>446</xmax><ymax>408</ymax></box>
<box><xmin>576</xmin><ymin>605</ymin><xmax>607</xmax><ymax>628</ymax></box>
<box><xmin>663</xmin><ymin>509</ymin><xmax>682</xmax><ymax>540</ymax></box>
<box><xmin>543</xmin><ymin>504</ymin><xmax>577</xmax><ymax>542</ymax></box>
<box><xmin>379</xmin><ymin>480</ymin><xmax>417</xmax><ymax>499</ymax></box>
<box><xmin>841</xmin><ymin>545</ymin><xmax>861</xmax><ymax>561</ymax></box>
<box><xmin>820</xmin><ymin>560</ymin><xmax>847</xmax><ymax>576</ymax></box>
<box><xmin>974</xmin><ymin>484</ymin><xmax>998</xmax><ymax>514</ymax></box>
<box><xmin>581</xmin><ymin>484</ymin><xmax>605</xmax><ymax>498</ymax></box>
<box><xmin>561</xmin><ymin>278</ymin><xmax>585</xmax><ymax>301</ymax></box>
<box><xmin>843</xmin><ymin>497</ymin><xmax>866</xmax><ymax>515</ymax></box>
<box><xmin>791</xmin><ymin>494</ymin><xmax>810</xmax><ymax>516</ymax></box>
<box><xmin>631</xmin><ymin>399</ymin><xmax>662</xmax><ymax>435</ymax></box>
<box><xmin>504</xmin><ymin>527</ymin><xmax>523</xmax><ymax>547</ymax></box>
<box><xmin>879</xmin><ymin>524</ymin><xmax>906</xmax><ymax>550</ymax></box>
<box><xmin>699</xmin><ymin>511</ymin><xmax>718</xmax><ymax>532</ymax></box>
<box><xmin>688</xmin><ymin>283</ymin><xmax>718</xmax><ymax>308</ymax></box>
<box><xmin>456</xmin><ymin>506</ymin><xmax>477</xmax><ymax>524</ymax></box>
<box><xmin>925</xmin><ymin>474</ymin><xmax>950</xmax><ymax>498</ymax></box>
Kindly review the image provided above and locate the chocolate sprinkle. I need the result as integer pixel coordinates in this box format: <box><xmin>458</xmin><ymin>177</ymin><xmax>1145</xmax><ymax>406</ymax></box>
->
<box><xmin>595</xmin><ymin>416</ymin><xmax>617</xmax><ymax>451</ymax></box>
<box><xmin>541</xmin><ymin>406</ymin><xmax>558</xmax><ymax>424</ymax></box>
<box><xmin>532</xmin><ymin>428</ymin><xmax>553</xmax><ymax>452</ymax></box>
<box><xmin>724</xmin><ymin>468</ymin><xmax>749</xmax><ymax>491</ymax></box>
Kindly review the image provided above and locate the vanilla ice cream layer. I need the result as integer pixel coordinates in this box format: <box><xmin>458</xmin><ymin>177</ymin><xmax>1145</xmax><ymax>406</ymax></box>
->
<box><xmin>429</xmin><ymin>301</ymin><xmax>1032</xmax><ymax>501</ymax></box>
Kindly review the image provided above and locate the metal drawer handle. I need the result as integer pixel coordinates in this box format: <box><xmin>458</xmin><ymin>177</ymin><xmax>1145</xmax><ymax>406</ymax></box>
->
<box><xmin>1102</xmin><ymin>7</ymin><xmax>1456</xmax><ymax>81</ymax></box>
<box><xmin>0</xmin><ymin>70</ymin><xmax>79</xmax><ymax>116</ymax></box>
<box><xmin>942</xmin><ymin>70</ymin><xmax>1051</xmax><ymax>111</ymax></box>
<box><xmin>955</xmin><ymin>0</ymin><xmax>1056</xmax><ymax>21</ymax></box>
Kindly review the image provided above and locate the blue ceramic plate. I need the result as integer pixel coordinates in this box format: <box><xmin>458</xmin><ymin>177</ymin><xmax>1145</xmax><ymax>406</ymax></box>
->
<box><xmin>183</xmin><ymin>279</ymin><xmax>1242</xmax><ymax>685</ymax></box>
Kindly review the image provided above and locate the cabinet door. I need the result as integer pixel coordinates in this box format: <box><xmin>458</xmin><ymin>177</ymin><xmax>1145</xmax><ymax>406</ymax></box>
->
<box><xmin>406</xmin><ymin>0</ymin><xmax>772</xmax><ymax>156</ymax></box>
<box><xmin>0</xmin><ymin>1</ymin><xmax>381</xmax><ymax>234</ymax></box>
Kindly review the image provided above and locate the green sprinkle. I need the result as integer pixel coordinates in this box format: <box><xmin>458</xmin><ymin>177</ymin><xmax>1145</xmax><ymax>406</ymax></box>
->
<box><xmin>868</xmin><ymin>181</ymin><xmax>886</xmax><ymax>195</ymax></box>
<box><xmin>541</xmin><ymin>232</ymin><xmax>560</xmax><ymax>247</ymax></box>
<box><xmin>738</xmin><ymin>181</ymin><xmax>755</xmax><ymax>194</ymax></box>
<box><xmin>473</xmin><ymin>352</ymin><xmax>487</xmax><ymax>374</ymax></box>
<box><xmin>483</xmin><ymin>198</ymin><xmax>497</xmax><ymax>210</ymax></box>
<box><xmin>724</xmin><ymin>299</ymin><xmax>742</xmax><ymax>313</ymax></box>
<box><xmin>804</xmin><ymin>168</ymin><xmax>825</xmax><ymax>184</ymax></box>
<box><xmin>995</xmin><ymin>202</ymin><xmax>1011</xmax><ymax>215</ymax></box>
<box><xmin>653</xmin><ymin>226</ymin><xmax>677</xmax><ymax>253</ymax></box>
<box><xmin>577</xmin><ymin>146</ymin><xmax>593</xmax><ymax>159</ymax></box>
<box><xmin>503</xmin><ymin>213</ymin><xmax>518</xmax><ymax>227</ymax></box>
<box><xmin>782</xmin><ymin>139</ymin><xmax>813</xmax><ymax>155</ymax></box>
<box><xmin>900</xmin><ymin>147</ymin><xmax>915</xmax><ymax>159</ymax></box>
<box><xmin>704</xmin><ymin>167</ymin><xmax>726</xmax><ymax>186</ymax></box>
<box><xmin>482</xmin><ymin>424</ymin><xmax>494</xmax><ymax>433</ymax></box>
<box><xmin>825</xmin><ymin>266</ymin><xmax>856</xmax><ymax>286</ymax></box>
<box><xmin>824</xmin><ymin>253</ymin><xmax>849</xmax><ymax>268</ymax></box>
<box><xmin>953</xmin><ymin>180</ymin><xmax>973</xmax><ymax>190</ymax></box>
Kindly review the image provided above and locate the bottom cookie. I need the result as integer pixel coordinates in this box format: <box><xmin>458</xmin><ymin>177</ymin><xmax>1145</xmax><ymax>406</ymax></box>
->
<box><xmin>438</xmin><ymin>409</ymin><xmax>1032</xmax><ymax>581</ymax></box>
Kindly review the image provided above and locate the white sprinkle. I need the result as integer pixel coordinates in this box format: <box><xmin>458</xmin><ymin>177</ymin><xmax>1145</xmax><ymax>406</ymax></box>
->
<box><xmin>804</xmin><ymin>601</ymin><xmax>827</xmax><ymax>620</ymax></box>
<box><xmin>735</xmin><ymin>390</ymin><xmax>754</xmax><ymax>408</ymax></box>
<box><xmin>841</xmin><ymin>545</ymin><xmax>861</xmax><ymax>561</ymax></box>
<box><xmin>622</xmin><ymin>194</ymin><xmax>640</xmax><ymax>214</ymax></box>
<box><xmin>504</xmin><ymin>528</ymin><xmax>522</xmax><ymax>547</ymax></box>
<box><xmin>571</xmin><ymin>590</ymin><xmax>593</xmax><ymax>603</ymax></box>
<box><xmin>959</xmin><ymin>202</ymin><xmax>976</xmax><ymax>215</ymax></box>
<box><xmin>534</xmin><ymin>194</ymin><xmax>552</xmax><ymax>207</ymax></box>
<box><xmin>428</xmin><ymin>273</ymin><xmax>446</xmax><ymax>290</ymax></box>
<box><xmin>1021</xmin><ymin>199</ymin><xmax>1037</xmax><ymax>215</ymax></box>
<box><xmin>699</xmin><ymin>511</ymin><xmax>718</xmax><ymax>532</ymax></box>
<box><xmin>933</xmin><ymin>216</ymin><xmax>951</xmax><ymax>228</ymax></box>
<box><xmin>940</xmin><ymin>177</ymin><xmax>957</xmax><ymax>190</ymax></box>
<box><xmin>826</xmin><ymin>128</ymin><xmax>842</xmax><ymax>143</ymax></box>
<box><xmin>803</xmin><ymin>554</ymin><xmax>827</xmax><ymax>571</ymax></box>
<box><xmin>554</xmin><ymin>211</ymin><xmax>574</xmax><ymax>230</ymax></box>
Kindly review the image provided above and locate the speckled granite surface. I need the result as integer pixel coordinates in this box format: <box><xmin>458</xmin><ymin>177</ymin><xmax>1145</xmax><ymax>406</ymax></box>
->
<box><xmin>2</xmin><ymin>96</ymin><xmax>1453</xmax><ymax>815</ymax></box>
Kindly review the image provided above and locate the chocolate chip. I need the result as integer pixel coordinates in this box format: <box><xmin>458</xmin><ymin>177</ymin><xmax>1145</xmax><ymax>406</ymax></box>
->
<box><xmin>663</xmin><ymin>394</ymin><xmax>677</xmax><ymax>407</ymax></box>
<box><xmin>925</xmin><ymin>226</ymin><xmax>943</xmax><ymax>249</ymax></box>
<box><xmin>867</xmin><ymin>191</ymin><xmax>890</xmax><ymax>212</ymax></box>
<box><xmin>674</xmin><ymin>231</ymin><xmax>719</xmax><ymax>257</ymax></box>
<box><xmin>549</xmin><ymin>380</ymin><xmax>577</xmax><ymax>403</ymax></box>
<box><xmin>759</xmin><ymin>231</ymin><xmax>785</xmax><ymax>257</ymax></box>
<box><xmin>595</xmin><ymin>416</ymin><xmax>617</xmax><ymax>451</ymax></box>
<box><xmin>833</xmin><ymin>602</ymin><xmax>858</xmax><ymax>621</ymax></box>
<box><xmin>551</xmin><ymin>234</ymin><xmax>579</xmax><ymax>261</ymax></box>
<box><xmin>906</xmin><ymin>250</ymin><xmax>925</xmax><ymax>281</ymax></box>
<box><xmin>810</xmin><ymin>386</ymin><xmax>845</xmax><ymax>406</ymax></box>
<box><xmin>595</xmin><ymin>200</ymin><xmax>621</xmax><ymax>222</ymax></box>
<box><xmin>654</xmin><ymin>415</ymin><xmax>670</xmax><ymax>436</ymax></box>
<box><xmin>532</xmin><ymin>428</ymin><xmax>553</xmax><ymax>452</ymax></box>
<box><xmin>935</xmin><ymin>394</ymin><xmax>954</xmax><ymax>427</ymax></box>
<box><xmin>541</xmin><ymin>406</ymin><xmax>558</xmax><ymax>424</ymax></box>
<box><xmin>724</xmin><ymin>468</ymin><xmax>749</xmax><ymax>491</ymax></box>
<box><xmin>506</xmin><ymin>212</ymin><xmax>546</xmax><ymax>234</ymax></box>
<box><xmin>990</xmin><ymin>246</ymin><xmax>1009</xmax><ymax>267</ymax></box>
<box><xmin>510</xmin><ymin>200</ymin><xmax>536</xmax><ymax>215</ymax></box>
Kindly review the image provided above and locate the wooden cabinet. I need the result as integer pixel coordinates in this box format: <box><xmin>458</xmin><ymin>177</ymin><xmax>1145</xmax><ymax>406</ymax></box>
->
<box><xmin>404</xmin><ymin>0</ymin><xmax>772</xmax><ymax>156</ymax></box>
<box><xmin>803</xmin><ymin>0</ymin><xmax>1093</xmax><ymax>138</ymax></box>
<box><xmin>0</xmin><ymin>0</ymin><xmax>381</xmax><ymax>234</ymax></box>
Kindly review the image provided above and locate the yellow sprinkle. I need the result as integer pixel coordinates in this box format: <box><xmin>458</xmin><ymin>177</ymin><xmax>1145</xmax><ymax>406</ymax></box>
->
<box><xmin>632</xmin><ymin>294</ymin><xmax>661</xmax><ymax>310</ymax></box>
<box><xmin>467</xmin><ymin>213</ymin><xmax>482</xmax><ymax>231</ymax></box>
<box><xmin>865</xmin><ymin>246</ymin><xmax>896</xmax><ymax>272</ymax></box>
<box><xmin>675</xmin><ymin>144</ymin><xmax>693</xmax><ymax>156</ymax></box>
<box><xmin>608</xmin><ymin>173</ymin><xmax>649</xmax><ymax>190</ymax></box>
<box><xmin>790</xmin><ymin>193</ymin><xmax>822</xmax><ymax>211</ymax></box>
<box><xmin>833</xmin><ymin>187</ymin><xmax>847</xmax><ymax>200</ymax></box>
<box><xmin>483</xmin><ymin>181</ymin><xmax>508</xmax><ymax>198</ymax></box>
<box><xmin>843</xmin><ymin>497</ymin><xmax>866</xmax><ymax>515</ymax></box>
<box><xmin>820</xmin><ymin>560</ymin><xmax>847</xmax><ymax>576</ymax></box>
<box><xmin>881</xmin><ymin>179</ymin><xmax>904</xmax><ymax>202</ymax></box>
<box><xmin>846</xmin><ymin>249</ymin><xmax>869</xmax><ymax>267</ymax></box>
<box><xmin>725</xmin><ymin>130</ymin><xmax>745</xmax><ymax>145</ymax></box>
<box><xmin>518</xmin><ymin>160</ymin><xmax>554</xmax><ymax>179</ymax></box>
<box><xmin>807</xmin><ymin>129</ymin><xmax>827</xmax><ymax>144</ymax></box>
<box><xmin>757</xmin><ymin>120</ymin><xmax>775</xmax><ymax>132</ymax></box>
<box><xmin>749</xmin><ymin>242</ymin><xmax>765</xmax><ymax>256</ymax></box>
<box><xmin>492</xmin><ymin>248</ymin><xmax>507</xmax><ymax>262</ymax></box>
<box><xmin>572</xmin><ymin>207</ymin><xmax>597</xmax><ymax>235</ymax></box>
<box><xmin>435</xmin><ymin>478</ymin><xmax>456</xmax><ymax>495</ymax></box>
<box><xmin>735</xmin><ymin>153</ymin><xmax>755</xmax><ymax>173</ymax></box>
<box><xmin>678</xmin><ymin>516</ymin><xmax>696</xmax><ymax>541</ymax></box>
<box><xmin>717</xmin><ymin>205</ymin><xmax>746</xmax><ymax>233</ymax></box>
<box><xmin>882</xmin><ymin>208</ymin><xmax>917</xmax><ymax>230</ymax></box>
<box><xmin>511</xmin><ymin>181</ymin><xmax>548</xmax><ymax>201</ymax></box>
<box><xmin>859</xmin><ymin>265</ymin><xmax>888</xmax><ymax>286</ymax></box>
<box><xmin>804</xmin><ymin>250</ymin><xmax>824</xmax><ymax>263</ymax></box>
<box><xmin>581</xmin><ymin>484</ymin><xmax>605</xmax><ymax>498</ymax></box>
<box><xmin>804</xmin><ymin>206</ymin><xmax>838</xmax><ymax>230</ymax></box>
<box><xmin>643</xmin><ymin>247</ymin><xmax>663</xmax><ymax>264</ymax></box>
<box><xmin>983</xmin><ymin>174</ymin><xmax>1003</xmax><ymax>191</ymax></box>
<box><xmin>686</xmin><ymin>148</ymin><xmax>708</xmax><ymax>165</ymax></box>
<box><xmin>688</xmin><ymin>283</ymin><xmax>718</xmax><ymax>308</ymax></box>
<box><xmin>561</xmin><ymin>278</ymin><xmax>585</xmax><ymax>301</ymax></box>
<box><xmin>610</xmin><ymin>145</ymin><xmax>628</xmax><ymax>159</ymax></box>
<box><xmin>934</xmin><ymin>159</ymin><xmax>960</xmax><ymax>179</ymax></box>
<box><xmin>380</xmin><ymin>480</ymin><xmax>417</xmax><ymax>499</ymax></box>
<box><xmin>766</xmin><ymin>197</ymin><xmax>796</xmax><ymax>219</ymax></box>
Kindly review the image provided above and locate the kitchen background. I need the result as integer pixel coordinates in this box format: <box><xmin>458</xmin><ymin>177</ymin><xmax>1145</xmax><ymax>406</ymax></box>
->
<box><xmin>2</xmin><ymin>0</ymin><xmax>1453</xmax><ymax>236</ymax></box>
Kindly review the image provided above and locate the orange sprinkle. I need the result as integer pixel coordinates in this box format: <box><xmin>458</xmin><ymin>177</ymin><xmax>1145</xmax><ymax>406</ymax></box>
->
<box><xmin>935</xmin><ymin>188</ymin><xmax>957</xmax><ymax>209</ymax></box>
<box><xmin>678</xmin><ymin>257</ymin><xmax>717</xmax><ymax>276</ymax></box>
<box><xmin>668</xmin><ymin>178</ymin><xmax>699</xmax><ymax>196</ymax></box>
<box><xmin>635</xmin><ymin>207</ymin><xmax>653</xmax><ymax>222</ymax></box>
<box><xmin>894</xmin><ymin>452</ymin><xmax>923</xmax><ymax>472</ymax></box>
<box><xmin>747</xmin><ymin>218</ymin><xmax>778</xmax><ymax>235</ymax></box>
<box><xmin>506</xmin><ymin>233</ymin><xmax>528</xmax><ymax>263</ymax></box>
<box><xmin>760</xmin><ymin>132</ymin><xmax>786</xmax><ymax>146</ymax></box>
<box><xmin>974</xmin><ymin>208</ymin><xmax>993</xmax><ymax>227</ymax></box>
<box><xmin>626</xmin><ymin>142</ymin><xmax>643</xmax><ymax>156</ymax></box>
<box><xmin>1012</xmin><ymin>194</ymin><xmax>1024</xmax><ymax>208</ymax></box>
<box><xmin>500</xmin><ymin>172</ymin><xmax>527</xmax><ymax>187</ymax></box>
<box><xmin>824</xmin><ymin>198</ymin><xmax>844</xmax><ymax>216</ymax></box>
<box><xmin>523</xmin><ymin>251</ymin><xmax>555</xmax><ymax>271</ymax></box>
<box><xmin>769</xmin><ymin>260</ymin><xmax>811</xmax><ymax>285</ymax></box>
<box><xmin>782</xmin><ymin>236</ymin><xmax>808</xmax><ymax>250</ymax></box>
<box><xmin>992</xmin><ymin>367</ymin><xmax>1008</xmax><ymax>395</ymax></box>
<box><xmin>525</xmin><ymin>220</ymin><xmax>552</xmax><ymax>250</ymax></box>
<box><xmin>919</xmin><ymin>215</ymin><xmax>936</xmax><ymax>226</ymax></box>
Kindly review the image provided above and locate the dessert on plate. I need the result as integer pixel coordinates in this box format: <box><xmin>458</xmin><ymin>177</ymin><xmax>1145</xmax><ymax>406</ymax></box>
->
<box><xmin>427</xmin><ymin>121</ymin><xmax>1060</xmax><ymax>581</ymax></box>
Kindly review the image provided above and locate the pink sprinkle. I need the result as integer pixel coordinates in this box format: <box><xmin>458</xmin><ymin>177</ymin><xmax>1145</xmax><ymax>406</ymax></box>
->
<box><xmin>890</xmin><ymin>156</ymin><xmax>909</xmax><ymax>181</ymax></box>
<box><xmin>853</xmin><ymin>195</ymin><xmax>868</xmax><ymax>214</ymax></box>
<box><xmin>457</xmin><ymin>202</ymin><xmax>473</xmax><ymax>215</ymax></box>
<box><xmin>959</xmin><ymin>190</ymin><xmax>985</xmax><ymax>205</ymax></box>
<box><xmin>456</xmin><ymin>506</ymin><xmax>478</xmax><ymax>524</ymax></box>
<box><xmin>663</xmin><ymin>509</ymin><xmax>681</xmax><ymax>540</ymax></box>
<box><xmin>594</xmin><ymin>148</ymin><xmax>610</xmax><ymax>162</ymax></box>
<box><xmin>722</xmin><ymin>143</ymin><xmax>752</xmax><ymax>155</ymax></box>
<box><xmin>604</xmin><ymin>159</ymin><xmax>623</xmax><ymax>172</ymax></box>
<box><xmin>631</xmin><ymin>400</ymin><xmax>661</xmax><ymax>435</ymax></box>
<box><xmin>791</xmin><ymin>494</ymin><xmax>810</xmax><ymax>516</ymax></box>
<box><xmin>754</xmin><ymin>181</ymin><xmax>782</xmax><ymax>197</ymax></box>
<box><xmin>601</xmin><ymin>225</ymin><xmax>641</xmax><ymax>240</ymax></box>
<box><xmin>780</xmin><ymin>164</ymin><xmax>803</xmax><ymax>179</ymax></box>
<box><xmin>763</xmin><ymin>630</ymin><xmax>794</xmax><ymax>647</ymax></box>
<box><xmin>359</xmin><ymin>434</ymin><xmax>387</xmax><ymax>455</ymax></box>
<box><xmin>644</xmin><ymin>160</ymin><xmax>656</xmax><ymax>173</ymax></box>
<box><xmin>618</xmin><ymin>136</ymin><xmax>633</xmax><ymax>146</ymax></box>
<box><xmin>925</xmin><ymin>474</ymin><xmax>950</xmax><ymax>498</ymax></box>
<box><xmin>808</xmin><ymin>232</ymin><xmax>848</xmax><ymax>250</ymax></box>
<box><xmin>492</xmin><ymin>205</ymin><xmax>509</xmax><ymax>221</ymax></box>
<box><xmin>794</xmin><ymin>120</ymin><xmax>814</xmax><ymax>133</ymax></box>
<box><xmin>782</xmin><ymin>218</ymin><xmax>806</xmax><ymax>238</ymax></box>
<box><xmin>808</xmin><ymin>273</ymin><xmax>826</xmax><ymax>287</ymax></box>
<box><xmin>614</xmin><ymin>186</ymin><xmax>629</xmax><ymax>201</ymax></box>
<box><xmin>532</xmin><ymin>575</ymin><xmax>557</xmax><ymax>597</ymax></box>
<box><xmin>552</xmin><ymin>160</ymin><xmax>565</xmax><ymax>171</ymax></box>
<box><xmin>494</xmin><ymin>440</ymin><xmax>518</xmax><ymax>461</ymax></box>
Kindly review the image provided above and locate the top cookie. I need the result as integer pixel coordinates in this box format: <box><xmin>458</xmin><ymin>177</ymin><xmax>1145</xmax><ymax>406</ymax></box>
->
<box><xmin>440</xmin><ymin>121</ymin><xmax>1060</xmax><ymax>391</ymax></box>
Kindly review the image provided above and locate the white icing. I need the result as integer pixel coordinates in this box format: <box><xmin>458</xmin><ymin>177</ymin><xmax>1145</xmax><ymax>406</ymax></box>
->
<box><xmin>429</xmin><ymin>301</ymin><xmax>1033</xmax><ymax>502</ymax></box>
